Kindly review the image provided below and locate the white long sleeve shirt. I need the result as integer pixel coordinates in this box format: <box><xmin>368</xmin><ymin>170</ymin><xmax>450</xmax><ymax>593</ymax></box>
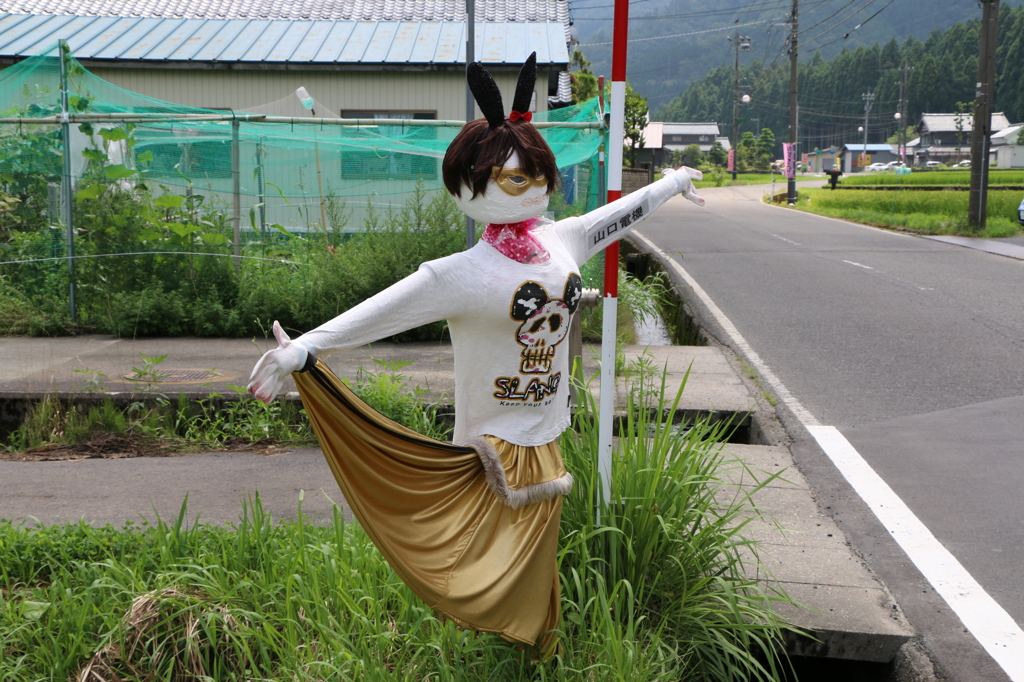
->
<box><xmin>293</xmin><ymin>171</ymin><xmax>687</xmax><ymax>446</ymax></box>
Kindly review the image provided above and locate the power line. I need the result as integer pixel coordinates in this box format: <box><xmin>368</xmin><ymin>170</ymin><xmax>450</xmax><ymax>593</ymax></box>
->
<box><xmin>581</xmin><ymin>20</ymin><xmax>763</xmax><ymax>46</ymax></box>
<box><xmin>842</xmin><ymin>0</ymin><xmax>896</xmax><ymax>39</ymax></box>
<box><xmin>573</xmin><ymin>0</ymin><xmax>791</xmax><ymax>22</ymax></box>
<box><xmin>798</xmin><ymin>0</ymin><xmax>879</xmax><ymax>51</ymax></box>
<box><xmin>802</xmin><ymin>0</ymin><xmax>899</xmax><ymax>53</ymax></box>
<box><xmin>798</xmin><ymin>0</ymin><xmax>860</xmax><ymax>37</ymax></box>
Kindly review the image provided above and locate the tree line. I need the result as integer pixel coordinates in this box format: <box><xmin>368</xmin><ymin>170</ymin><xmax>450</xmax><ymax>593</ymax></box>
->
<box><xmin>652</xmin><ymin>5</ymin><xmax>1024</xmax><ymax>155</ymax></box>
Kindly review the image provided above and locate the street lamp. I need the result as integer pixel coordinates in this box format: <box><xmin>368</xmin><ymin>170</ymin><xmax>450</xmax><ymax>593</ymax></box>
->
<box><xmin>729</xmin><ymin>34</ymin><xmax>752</xmax><ymax>180</ymax></box>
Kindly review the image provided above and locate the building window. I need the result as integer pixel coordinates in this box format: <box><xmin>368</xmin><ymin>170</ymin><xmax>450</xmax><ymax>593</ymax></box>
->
<box><xmin>145</xmin><ymin>139</ymin><xmax>233</xmax><ymax>179</ymax></box>
<box><xmin>339</xmin><ymin>112</ymin><xmax>438</xmax><ymax>180</ymax></box>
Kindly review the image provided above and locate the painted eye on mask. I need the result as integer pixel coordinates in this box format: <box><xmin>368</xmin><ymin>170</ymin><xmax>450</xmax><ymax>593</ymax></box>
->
<box><xmin>491</xmin><ymin>166</ymin><xmax>547</xmax><ymax>196</ymax></box>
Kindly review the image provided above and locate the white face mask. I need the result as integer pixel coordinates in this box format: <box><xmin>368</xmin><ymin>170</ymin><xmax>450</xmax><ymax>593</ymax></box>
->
<box><xmin>452</xmin><ymin>152</ymin><xmax>550</xmax><ymax>225</ymax></box>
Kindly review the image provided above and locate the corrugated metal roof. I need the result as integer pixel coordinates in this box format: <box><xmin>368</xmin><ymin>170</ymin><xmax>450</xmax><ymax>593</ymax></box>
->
<box><xmin>2</xmin><ymin>0</ymin><xmax>569</xmax><ymax>23</ymax></box>
<box><xmin>0</xmin><ymin>12</ymin><xmax>569</xmax><ymax>64</ymax></box>
<box><xmin>844</xmin><ymin>144</ymin><xmax>895</xmax><ymax>152</ymax></box>
<box><xmin>993</xmin><ymin>124</ymin><xmax>1022</xmax><ymax>142</ymax></box>
<box><xmin>546</xmin><ymin>70</ymin><xmax>571</xmax><ymax>106</ymax></box>
<box><xmin>637</xmin><ymin>122</ymin><xmax>721</xmax><ymax>149</ymax></box>
<box><xmin>642</xmin><ymin>122</ymin><xmax>662</xmax><ymax>147</ymax></box>
<box><xmin>661</xmin><ymin>122</ymin><xmax>721</xmax><ymax>136</ymax></box>
<box><xmin>917</xmin><ymin>112</ymin><xmax>1012</xmax><ymax>134</ymax></box>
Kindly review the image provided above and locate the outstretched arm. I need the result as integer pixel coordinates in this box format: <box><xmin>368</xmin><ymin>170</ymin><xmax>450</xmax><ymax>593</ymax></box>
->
<box><xmin>247</xmin><ymin>263</ymin><xmax>459</xmax><ymax>403</ymax></box>
<box><xmin>555</xmin><ymin>166</ymin><xmax>704</xmax><ymax>263</ymax></box>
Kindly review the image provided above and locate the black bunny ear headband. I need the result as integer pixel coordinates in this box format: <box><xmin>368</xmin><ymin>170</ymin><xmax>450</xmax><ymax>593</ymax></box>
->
<box><xmin>468</xmin><ymin>51</ymin><xmax>537</xmax><ymax>127</ymax></box>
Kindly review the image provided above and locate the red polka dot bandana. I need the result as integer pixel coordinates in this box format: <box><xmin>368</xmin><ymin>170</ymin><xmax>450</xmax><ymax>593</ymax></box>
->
<box><xmin>481</xmin><ymin>219</ymin><xmax>550</xmax><ymax>264</ymax></box>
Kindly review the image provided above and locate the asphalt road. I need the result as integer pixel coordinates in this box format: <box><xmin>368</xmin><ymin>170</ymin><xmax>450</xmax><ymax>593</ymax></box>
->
<box><xmin>637</xmin><ymin>181</ymin><xmax>1024</xmax><ymax>682</ymax></box>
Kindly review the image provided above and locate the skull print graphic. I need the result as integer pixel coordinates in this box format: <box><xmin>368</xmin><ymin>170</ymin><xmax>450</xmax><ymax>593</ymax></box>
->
<box><xmin>510</xmin><ymin>274</ymin><xmax>583</xmax><ymax>375</ymax></box>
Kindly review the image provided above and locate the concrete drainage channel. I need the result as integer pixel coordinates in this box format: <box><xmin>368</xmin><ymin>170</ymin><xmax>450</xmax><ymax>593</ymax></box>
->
<box><xmin>623</xmin><ymin>237</ymin><xmax>935</xmax><ymax>681</ymax></box>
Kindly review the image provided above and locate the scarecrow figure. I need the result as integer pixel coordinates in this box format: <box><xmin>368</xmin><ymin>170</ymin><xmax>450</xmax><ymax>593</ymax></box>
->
<box><xmin>827</xmin><ymin>167</ymin><xmax>843</xmax><ymax>189</ymax></box>
<box><xmin>248</xmin><ymin>53</ymin><xmax>705</xmax><ymax>657</ymax></box>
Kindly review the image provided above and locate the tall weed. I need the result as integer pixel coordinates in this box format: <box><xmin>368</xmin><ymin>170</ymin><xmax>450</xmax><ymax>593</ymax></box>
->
<box><xmin>559</xmin><ymin>370</ymin><xmax>796</xmax><ymax>681</ymax></box>
<box><xmin>234</xmin><ymin>186</ymin><xmax>464</xmax><ymax>341</ymax></box>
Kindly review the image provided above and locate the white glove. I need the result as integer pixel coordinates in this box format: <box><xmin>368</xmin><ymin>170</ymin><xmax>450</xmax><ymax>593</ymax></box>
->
<box><xmin>247</xmin><ymin>321</ymin><xmax>309</xmax><ymax>404</ymax></box>
<box><xmin>662</xmin><ymin>166</ymin><xmax>705</xmax><ymax>207</ymax></box>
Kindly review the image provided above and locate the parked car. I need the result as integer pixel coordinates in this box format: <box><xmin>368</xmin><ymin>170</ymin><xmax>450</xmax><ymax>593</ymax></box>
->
<box><xmin>955</xmin><ymin>160</ymin><xmax>971</xmax><ymax>168</ymax></box>
<box><xmin>884</xmin><ymin>160</ymin><xmax>905</xmax><ymax>169</ymax></box>
<box><xmin>924</xmin><ymin>161</ymin><xmax>943</xmax><ymax>168</ymax></box>
<box><xmin>865</xmin><ymin>162</ymin><xmax>888</xmax><ymax>172</ymax></box>
<box><xmin>1018</xmin><ymin>197</ymin><xmax>1024</xmax><ymax>227</ymax></box>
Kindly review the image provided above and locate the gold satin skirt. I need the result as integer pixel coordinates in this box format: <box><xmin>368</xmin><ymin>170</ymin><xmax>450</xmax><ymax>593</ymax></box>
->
<box><xmin>292</xmin><ymin>360</ymin><xmax>564</xmax><ymax>655</ymax></box>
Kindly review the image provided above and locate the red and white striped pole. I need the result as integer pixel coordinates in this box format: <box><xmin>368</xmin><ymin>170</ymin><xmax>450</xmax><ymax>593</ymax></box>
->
<box><xmin>599</xmin><ymin>0</ymin><xmax>629</xmax><ymax>509</ymax></box>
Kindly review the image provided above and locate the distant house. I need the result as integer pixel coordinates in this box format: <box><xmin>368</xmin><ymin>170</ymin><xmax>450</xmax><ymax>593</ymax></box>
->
<box><xmin>991</xmin><ymin>124</ymin><xmax>1024</xmax><ymax>169</ymax></box>
<box><xmin>910</xmin><ymin>112</ymin><xmax>1012</xmax><ymax>166</ymax></box>
<box><xmin>0</xmin><ymin>0</ymin><xmax>573</xmax><ymax>119</ymax></box>
<box><xmin>841</xmin><ymin>143</ymin><xmax>897</xmax><ymax>173</ymax></box>
<box><xmin>805</xmin><ymin>146</ymin><xmax>841</xmax><ymax>173</ymax></box>
<box><xmin>635</xmin><ymin>122</ymin><xmax>729</xmax><ymax>169</ymax></box>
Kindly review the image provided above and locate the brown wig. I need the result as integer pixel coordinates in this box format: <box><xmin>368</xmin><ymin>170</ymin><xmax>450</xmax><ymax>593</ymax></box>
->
<box><xmin>443</xmin><ymin>119</ymin><xmax>560</xmax><ymax>199</ymax></box>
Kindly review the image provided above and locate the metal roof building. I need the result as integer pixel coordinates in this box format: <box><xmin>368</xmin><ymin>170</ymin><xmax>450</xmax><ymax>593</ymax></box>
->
<box><xmin>915</xmin><ymin>112</ymin><xmax>1012</xmax><ymax>137</ymax></box>
<box><xmin>0</xmin><ymin>0</ymin><xmax>573</xmax><ymax>118</ymax></box>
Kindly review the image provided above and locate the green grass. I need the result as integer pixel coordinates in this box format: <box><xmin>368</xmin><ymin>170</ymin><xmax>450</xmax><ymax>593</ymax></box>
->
<box><xmin>0</xmin><ymin>368</ymin><xmax>800</xmax><ymax>681</ymax></box>
<box><xmin>691</xmin><ymin>171</ymin><xmax>790</xmax><ymax>189</ymax></box>
<box><xmin>653</xmin><ymin>168</ymin><xmax>790</xmax><ymax>190</ymax></box>
<box><xmin>839</xmin><ymin>169</ymin><xmax>1024</xmax><ymax>187</ymax></box>
<box><xmin>792</xmin><ymin>187</ymin><xmax>1023</xmax><ymax>238</ymax></box>
<box><xmin>2</xmin><ymin>354</ymin><xmax>453</xmax><ymax>454</ymax></box>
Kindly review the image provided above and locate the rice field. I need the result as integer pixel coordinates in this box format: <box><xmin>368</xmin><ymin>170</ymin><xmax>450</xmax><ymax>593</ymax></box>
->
<box><xmin>838</xmin><ymin>170</ymin><xmax>1024</xmax><ymax>187</ymax></box>
<box><xmin>794</xmin><ymin>187</ymin><xmax>1023</xmax><ymax>237</ymax></box>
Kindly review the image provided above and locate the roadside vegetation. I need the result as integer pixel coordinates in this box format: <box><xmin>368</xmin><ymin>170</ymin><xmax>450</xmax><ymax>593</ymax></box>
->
<box><xmin>790</xmin><ymin>169</ymin><xmax>1024</xmax><ymax>238</ymax></box>
<box><xmin>1</xmin><ymin>355</ymin><xmax>452</xmax><ymax>458</ymax></box>
<box><xmin>650</xmin><ymin>167</ymin><xmax>791</xmax><ymax>190</ymax></box>
<box><xmin>0</xmin><ymin>120</ymin><xmax>601</xmax><ymax>339</ymax></box>
<box><xmin>692</xmin><ymin>170</ymin><xmax>792</xmax><ymax>190</ymax></box>
<box><xmin>0</xmin><ymin>171</ymin><xmax>469</xmax><ymax>339</ymax></box>
<box><xmin>0</xmin><ymin>367</ymin><xmax>800</xmax><ymax>681</ymax></box>
<box><xmin>839</xmin><ymin>170</ymin><xmax>1024</xmax><ymax>187</ymax></box>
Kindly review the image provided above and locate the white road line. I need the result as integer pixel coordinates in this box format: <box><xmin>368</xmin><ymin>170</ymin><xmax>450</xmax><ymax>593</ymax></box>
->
<box><xmin>807</xmin><ymin>425</ymin><xmax>1024</xmax><ymax>680</ymax></box>
<box><xmin>771</xmin><ymin>233</ymin><xmax>801</xmax><ymax>246</ymax></box>
<box><xmin>843</xmin><ymin>259</ymin><xmax>874</xmax><ymax>269</ymax></box>
<box><xmin>633</xmin><ymin>230</ymin><xmax>1024</xmax><ymax>681</ymax></box>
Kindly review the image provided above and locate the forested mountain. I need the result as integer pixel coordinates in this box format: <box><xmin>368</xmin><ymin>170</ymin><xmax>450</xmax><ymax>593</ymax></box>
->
<box><xmin>649</xmin><ymin>5</ymin><xmax>1024</xmax><ymax>152</ymax></box>
<box><xmin>570</xmin><ymin>0</ymin><xmax>1024</xmax><ymax>126</ymax></box>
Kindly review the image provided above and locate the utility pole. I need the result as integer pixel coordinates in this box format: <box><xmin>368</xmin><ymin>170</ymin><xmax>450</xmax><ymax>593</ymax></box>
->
<box><xmin>729</xmin><ymin>33</ymin><xmax>751</xmax><ymax>181</ymax></box>
<box><xmin>969</xmin><ymin>0</ymin><xmax>1000</xmax><ymax>232</ymax></box>
<box><xmin>896</xmin><ymin>63</ymin><xmax>911</xmax><ymax>164</ymax></box>
<box><xmin>787</xmin><ymin>0</ymin><xmax>798</xmax><ymax>205</ymax></box>
<box><xmin>862</xmin><ymin>90</ymin><xmax>874</xmax><ymax>169</ymax></box>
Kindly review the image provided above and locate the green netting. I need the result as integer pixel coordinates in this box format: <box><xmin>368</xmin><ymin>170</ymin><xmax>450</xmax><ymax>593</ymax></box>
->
<box><xmin>0</xmin><ymin>44</ymin><xmax>603</xmax><ymax>237</ymax></box>
<box><xmin>0</xmin><ymin>44</ymin><xmax>605</xmax><ymax>336</ymax></box>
